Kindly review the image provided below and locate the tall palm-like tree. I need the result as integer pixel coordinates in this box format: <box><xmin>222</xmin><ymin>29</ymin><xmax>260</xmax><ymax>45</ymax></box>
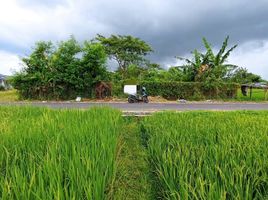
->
<box><xmin>177</xmin><ymin>36</ymin><xmax>238</xmax><ymax>82</ymax></box>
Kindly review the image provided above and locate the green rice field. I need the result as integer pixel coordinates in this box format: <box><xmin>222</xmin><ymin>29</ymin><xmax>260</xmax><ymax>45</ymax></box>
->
<box><xmin>0</xmin><ymin>107</ymin><xmax>122</xmax><ymax>199</ymax></box>
<box><xmin>1</xmin><ymin>107</ymin><xmax>268</xmax><ymax>199</ymax></box>
<box><xmin>143</xmin><ymin>111</ymin><xmax>268</xmax><ymax>199</ymax></box>
<box><xmin>236</xmin><ymin>88</ymin><xmax>268</xmax><ymax>101</ymax></box>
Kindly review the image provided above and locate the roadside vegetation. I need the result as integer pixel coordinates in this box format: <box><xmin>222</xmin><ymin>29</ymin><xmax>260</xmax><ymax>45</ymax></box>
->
<box><xmin>1</xmin><ymin>107</ymin><xmax>268</xmax><ymax>199</ymax></box>
<box><xmin>0</xmin><ymin>88</ymin><xmax>267</xmax><ymax>102</ymax></box>
<box><xmin>6</xmin><ymin>34</ymin><xmax>265</xmax><ymax>101</ymax></box>
<box><xmin>0</xmin><ymin>90</ymin><xmax>18</xmax><ymax>102</ymax></box>
<box><xmin>236</xmin><ymin>88</ymin><xmax>268</xmax><ymax>101</ymax></box>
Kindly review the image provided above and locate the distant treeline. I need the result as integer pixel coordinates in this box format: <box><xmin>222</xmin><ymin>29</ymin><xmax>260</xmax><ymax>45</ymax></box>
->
<box><xmin>12</xmin><ymin>35</ymin><xmax>264</xmax><ymax>100</ymax></box>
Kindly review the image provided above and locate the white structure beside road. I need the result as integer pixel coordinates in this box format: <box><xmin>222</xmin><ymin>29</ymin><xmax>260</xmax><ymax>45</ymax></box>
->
<box><xmin>124</xmin><ymin>85</ymin><xmax>137</xmax><ymax>95</ymax></box>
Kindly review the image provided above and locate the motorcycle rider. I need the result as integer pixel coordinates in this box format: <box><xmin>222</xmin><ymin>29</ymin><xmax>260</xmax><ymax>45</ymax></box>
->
<box><xmin>141</xmin><ymin>87</ymin><xmax>147</xmax><ymax>96</ymax></box>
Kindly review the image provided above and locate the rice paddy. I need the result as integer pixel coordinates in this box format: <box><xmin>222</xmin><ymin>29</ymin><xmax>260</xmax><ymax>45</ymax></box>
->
<box><xmin>0</xmin><ymin>107</ymin><xmax>122</xmax><ymax>200</ymax></box>
<box><xmin>1</xmin><ymin>107</ymin><xmax>268</xmax><ymax>199</ymax></box>
<box><xmin>236</xmin><ymin>88</ymin><xmax>268</xmax><ymax>101</ymax></box>
<box><xmin>143</xmin><ymin>111</ymin><xmax>268</xmax><ymax>199</ymax></box>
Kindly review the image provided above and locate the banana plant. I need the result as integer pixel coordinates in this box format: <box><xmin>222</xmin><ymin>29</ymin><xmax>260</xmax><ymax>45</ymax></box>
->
<box><xmin>177</xmin><ymin>36</ymin><xmax>238</xmax><ymax>82</ymax></box>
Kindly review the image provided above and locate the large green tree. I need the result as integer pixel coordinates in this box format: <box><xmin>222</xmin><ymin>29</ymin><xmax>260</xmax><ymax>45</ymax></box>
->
<box><xmin>12</xmin><ymin>37</ymin><xmax>108</xmax><ymax>100</ymax></box>
<box><xmin>96</xmin><ymin>34</ymin><xmax>153</xmax><ymax>71</ymax></box>
<box><xmin>12</xmin><ymin>41</ymin><xmax>54</xmax><ymax>98</ymax></box>
<box><xmin>79</xmin><ymin>41</ymin><xmax>108</xmax><ymax>92</ymax></box>
<box><xmin>51</xmin><ymin>37</ymin><xmax>82</xmax><ymax>97</ymax></box>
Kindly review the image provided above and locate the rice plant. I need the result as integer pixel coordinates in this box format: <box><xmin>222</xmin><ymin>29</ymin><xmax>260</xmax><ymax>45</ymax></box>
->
<box><xmin>0</xmin><ymin>106</ymin><xmax>122</xmax><ymax>200</ymax></box>
<box><xmin>143</xmin><ymin>111</ymin><xmax>268</xmax><ymax>200</ymax></box>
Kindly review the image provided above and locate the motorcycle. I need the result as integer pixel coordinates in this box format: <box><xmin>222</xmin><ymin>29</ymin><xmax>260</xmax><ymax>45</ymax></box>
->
<box><xmin>124</xmin><ymin>85</ymin><xmax>149</xmax><ymax>103</ymax></box>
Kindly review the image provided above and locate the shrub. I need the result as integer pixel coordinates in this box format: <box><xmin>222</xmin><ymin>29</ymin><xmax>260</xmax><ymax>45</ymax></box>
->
<box><xmin>12</xmin><ymin>38</ymin><xmax>108</xmax><ymax>100</ymax></box>
<box><xmin>112</xmin><ymin>81</ymin><xmax>124</xmax><ymax>97</ymax></box>
<box><xmin>139</xmin><ymin>81</ymin><xmax>239</xmax><ymax>100</ymax></box>
<box><xmin>0</xmin><ymin>85</ymin><xmax>5</xmax><ymax>91</ymax></box>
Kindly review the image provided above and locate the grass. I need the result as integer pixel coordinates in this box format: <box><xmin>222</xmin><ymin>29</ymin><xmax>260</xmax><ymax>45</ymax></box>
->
<box><xmin>236</xmin><ymin>88</ymin><xmax>268</xmax><ymax>101</ymax></box>
<box><xmin>0</xmin><ymin>90</ymin><xmax>19</xmax><ymax>102</ymax></box>
<box><xmin>0</xmin><ymin>106</ymin><xmax>122</xmax><ymax>200</ymax></box>
<box><xmin>1</xmin><ymin>107</ymin><xmax>268</xmax><ymax>199</ymax></box>
<box><xmin>0</xmin><ymin>88</ymin><xmax>267</xmax><ymax>102</ymax></box>
<box><xmin>143</xmin><ymin>111</ymin><xmax>268</xmax><ymax>199</ymax></box>
<box><xmin>110</xmin><ymin>117</ymin><xmax>154</xmax><ymax>199</ymax></box>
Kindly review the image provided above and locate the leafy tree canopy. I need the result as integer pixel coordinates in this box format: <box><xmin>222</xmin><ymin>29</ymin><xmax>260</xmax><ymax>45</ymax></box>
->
<box><xmin>230</xmin><ymin>67</ymin><xmax>264</xmax><ymax>84</ymax></box>
<box><xmin>96</xmin><ymin>34</ymin><xmax>153</xmax><ymax>71</ymax></box>
<box><xmin>12</xmin><ymin>37</ymin><xmax>108</xmax><ymax>100</ymax></box>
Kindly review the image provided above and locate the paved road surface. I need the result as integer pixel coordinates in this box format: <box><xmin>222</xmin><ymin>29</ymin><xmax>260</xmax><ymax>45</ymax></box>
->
<box><xmin>1</xmin><ymin>102</ymin><xmax>268</xmax><ymax>111</ymax></box>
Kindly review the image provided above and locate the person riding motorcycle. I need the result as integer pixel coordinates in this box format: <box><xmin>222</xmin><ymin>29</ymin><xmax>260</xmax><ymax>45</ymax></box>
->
<box><xmin>141</xmin><ymin>87</ymin><xmax>147</xmax><ymax>96</ymax></box>
<box><xmin>127</xmin><ymin>86</ymin><xmax>149</xmax><ymax>103</ymax></box>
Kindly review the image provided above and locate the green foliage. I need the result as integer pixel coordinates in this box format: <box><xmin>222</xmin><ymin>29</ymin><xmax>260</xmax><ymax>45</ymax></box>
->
<box><xmin>112</xmin><ymin>65</ymin><xmax>185</xmax><ymax>84</ymax></box>
<box><xmin>140</xmin><ymin>81</ymin><xmax>238</xmax><ymax>100</ymax></box>
<box><xmin>236</xmin><ymin>88</ymin><xmax>268</xmax><ymax>101</ymax></box>
<box><xmin>50</xmin><ymin>37</ymin><xmax>82</xmax><ymax>98</ymax></box>
<box><xmin>111</xmin><ymin>118</ymin><xmax>154</xmax><ymax>199</ymax></box>
<box><xmin>2</xmin><ymin>107</ymin><xmax>268</xmax><ymax>199</ymax></box>
<box><xmin>142</xmin><ymin>67</ymin><xmax>173</xmax><ymax>82</ymax></box>
<box><xmin>0</xmin><ymin>107</ymin><xmax>122</xmax><ymax>199</ymax></box>
<box><xmin>12</xmin><ymin>37</ymin><xmax>108</xmax><ymax>100</ymax></box>
<box><xmin>230</xmin><ymin>67</ymin><xmax>263</xmax><ymax>84</ymax></box>
<box><xmin>10</xmin><ymin>34</ymin><xmax>266</xmax><ymax>101</ymax></box>
<box><xmin>167</xmin><ymin>67</ymin><xmax>185</xmax><ymax>81</ymax></box>
<box><xmin>0</xmin><ymin>90</ymin><xmax>18</xmax><ymax>102</ymax></box>
<box><xmin>143</xmin><ymin>111</ymin><xmax>268</xmax><ymax>199</ymax></box>
<box><xmin>178</xmin><ymin>36</ymin><xmax>238</xmax><ymax>82</ymax></box>
<box><xmin>121</xmin><ymin>64</ymin><xmax>146</xmax><ymax>80</ymax></box>
<box><xmin>79</xmin><ymin>41</ymin><xmax>109</xmax><ymax>92</ymax></box>
<box><xmin>110</xmin><ymin>65</ymin><xmax>186</xmax><ymax>97</ymax></box>
<box><xmin>96</xmin><ymin>34</ymin><xmax>153</xmax><ymax>71</ymax></box>
<box><xmin>22</xmin><ymin>41</ymin><xmax>54</xmax><ymax>75</ymax></box>
<box><xmin>0</xmin><ymin>85</ymin><xmax>5</xmax><ymax>91</ymax></box>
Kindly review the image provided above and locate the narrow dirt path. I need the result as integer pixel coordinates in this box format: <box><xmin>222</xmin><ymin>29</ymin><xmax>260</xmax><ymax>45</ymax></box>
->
<box><xmin>110</xmin><ymin>118</ymin><xmax>154</xmax><ymax>199</ymax></box>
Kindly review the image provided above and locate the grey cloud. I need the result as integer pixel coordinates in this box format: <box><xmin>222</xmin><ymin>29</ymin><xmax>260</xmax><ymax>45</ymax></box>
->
<box><xmin>1</xmin><ymin>0</ymin><xmax>268</xmax><ymax>77</ymax></box>
<box><xmin>88</xmin><ymin>0</ymin><xmax>268</xmax><ymax>59</ymax></box>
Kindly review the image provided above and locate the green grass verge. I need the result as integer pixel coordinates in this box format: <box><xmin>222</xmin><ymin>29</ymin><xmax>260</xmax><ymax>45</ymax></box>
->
<box><xmin>143</xmin><ymin>111</ymin><xmax>268</xmax><ymax>199</ymax></box>
<box><xmin>1</xmin><ymin>88</ymin><xmax>268</xmax><ymax>102</ymax></box>
<box><xmin>236</xmin><ymin>88</ymin><xmax>268</xmax><ymax>101</ymax></box>
<box><xmin>0</xmin><ymin>90</ymin><xmax>19</xmax><ymax>102</ymax></box>
<box><xmin>110</xmin><ymin>117</ymin><xmax>154</xmax><ymax>199</ymax></box>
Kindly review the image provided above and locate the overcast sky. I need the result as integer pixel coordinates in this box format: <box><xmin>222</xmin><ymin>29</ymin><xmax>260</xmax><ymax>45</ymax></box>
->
<box><xmin>0</xmin><ymin>0</ymin><xmax>268</xmax><ymax>79</ymax></box>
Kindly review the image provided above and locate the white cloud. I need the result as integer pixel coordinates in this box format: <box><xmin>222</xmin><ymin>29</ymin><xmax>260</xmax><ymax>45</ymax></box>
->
<box><xmin>0</xmin><ymin>0</ymin><xmax>74</xmax><ymax>47</ymax></box>
<box><xmin>0</xmin><ymin>0</ymin><xmax>267</xmax><ymax>80</ymax></box>
<box><xmin>229</xmin><ymin>40</ymin><xmax>268</xmax><ymax>79</ymax></box>
<box><xmin>0</xmin><ymin>51</ymin><xmax>21</xmax><ymax>75</ymax></box>
<box><xmin>0</xmin><ymin>0</ymin><xmax>111</xmax><ymax>75</ymax></box>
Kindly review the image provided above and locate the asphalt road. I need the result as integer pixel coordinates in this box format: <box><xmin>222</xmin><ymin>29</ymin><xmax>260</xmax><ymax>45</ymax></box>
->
<box><xmin>1</xmin><ymin>102</ymin><xmax>268</xmax><ymax>111</ymax></box>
